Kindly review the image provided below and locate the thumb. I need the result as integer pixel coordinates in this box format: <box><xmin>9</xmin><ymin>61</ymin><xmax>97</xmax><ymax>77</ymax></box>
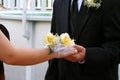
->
<box><xmin>73</xmin><ymin>45</ymin><xmax>85</xmax><ymax>52</ymax></box>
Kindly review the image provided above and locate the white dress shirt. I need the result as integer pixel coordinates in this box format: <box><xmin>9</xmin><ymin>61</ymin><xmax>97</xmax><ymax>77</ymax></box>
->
<box><xmin>71</xmin><ymin>0</ymin><xmax>83</xmax><ymax>11</ymax></box>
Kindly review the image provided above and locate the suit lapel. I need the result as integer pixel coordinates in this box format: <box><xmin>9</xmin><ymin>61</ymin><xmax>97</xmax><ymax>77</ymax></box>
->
<box><xmin>73</xmin><ymin>2</ymin><xmax>92</xmax><ymax>39</ymax></box>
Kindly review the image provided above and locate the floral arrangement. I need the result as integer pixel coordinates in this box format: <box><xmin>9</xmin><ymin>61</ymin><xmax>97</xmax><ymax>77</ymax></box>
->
<box><xmin>84</xmin><ymin>0</ymin><xmax>102</xmax><ymax>9</ymax></box>
<box><xmin>44</xmin><ymin>33</ymin><xmax>75</xmax><ymax>54</ymax></box>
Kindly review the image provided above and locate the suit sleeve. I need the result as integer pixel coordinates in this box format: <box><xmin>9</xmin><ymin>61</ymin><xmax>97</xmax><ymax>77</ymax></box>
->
<box><xmin>85</xmin><ymin>1</ymin><xmax>120</xmax><ymax>66</ymax></box>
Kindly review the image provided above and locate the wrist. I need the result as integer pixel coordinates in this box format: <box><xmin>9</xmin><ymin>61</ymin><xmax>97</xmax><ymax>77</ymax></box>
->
<box><xmin>46</xmin><ymin>46</ymin><xmax>61</xmax><ymax>59</ymax></box>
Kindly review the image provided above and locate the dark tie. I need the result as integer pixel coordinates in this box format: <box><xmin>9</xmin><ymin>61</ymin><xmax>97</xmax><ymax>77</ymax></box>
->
<box><xmin>70</xmin><ymin>0</ymin><xmax>78</xmax><ymax>38</ymax></box>
<box><xmin>71</xmin><ymin>0</ymin><xmax>78</xmax><ymax>22</ymax></box>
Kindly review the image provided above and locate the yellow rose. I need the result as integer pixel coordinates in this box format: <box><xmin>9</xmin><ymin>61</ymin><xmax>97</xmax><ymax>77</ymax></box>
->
<box><xmin>60</xmin><ymin>33</ymin><xmax>75</xmax><ymax>46</ymax></box>
<box><xmin>45</xmin><ymin>33</ymin><xmax>56</xmax><ymax>45</ymax></box>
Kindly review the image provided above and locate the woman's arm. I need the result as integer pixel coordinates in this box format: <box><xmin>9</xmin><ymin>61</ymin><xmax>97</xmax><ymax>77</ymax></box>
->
<box><xmin>0</xmin><ymin>31</ymin><xmax>76</xmax><ymax>66</ymax></box>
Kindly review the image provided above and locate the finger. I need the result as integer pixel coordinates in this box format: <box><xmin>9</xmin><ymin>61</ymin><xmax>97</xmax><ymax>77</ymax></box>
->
<box><xmin>65</xmin><ymin>54</ymin><xmax>85</xmax><ymax>62</ymax></box>
<box><xmin>68</xmin><ymin>53</ymin><xmax>85</xmax><ymax>62</ymax></box>
<box><xmin>58</xmin><ymin>49</ymin><xmax>78</xmax><ymax>58</ymax></box>
<box><xmin>79</xmin><ymin>53</ymin><xmax>85</xmax><ymax>60</ymax></box>
<box><xmin>74</xmin><ymin>45</ymin><xmax>83</xmax><ymax>51</ymax></box>
<box><xmin>74</xmin><ymin>45</ymin><xmax>86</xmax><ymax>53</ymax></box>
<box><xmin>65</xmin><ymin>57</ymin><xmax>78</xmax><ymax>63</ymax></box>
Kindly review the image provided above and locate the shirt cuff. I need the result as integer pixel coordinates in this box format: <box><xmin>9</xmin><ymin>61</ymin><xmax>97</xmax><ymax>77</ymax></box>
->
<box><xmin>78</xmin><ymin>59</ymin><xmax>85</xmax><ymax>64</ymax></box>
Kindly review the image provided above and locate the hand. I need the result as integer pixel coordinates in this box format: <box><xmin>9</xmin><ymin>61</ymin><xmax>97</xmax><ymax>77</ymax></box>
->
<box><xmin>56</xmin><ymin>46</ymin><xmax>78</xmax><ymax>58</ymax></box>
<box><xmin>64</xmin><ymin>45</ymin><xmax>86</xmax><ymax>63</ymax></box>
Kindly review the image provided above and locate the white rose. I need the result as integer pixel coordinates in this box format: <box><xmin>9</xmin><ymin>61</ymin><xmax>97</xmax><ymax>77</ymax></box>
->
<box><xmin>87</xmin><ymin>0</ymin><xmax>94</xmax><ymax>4</ymax></box>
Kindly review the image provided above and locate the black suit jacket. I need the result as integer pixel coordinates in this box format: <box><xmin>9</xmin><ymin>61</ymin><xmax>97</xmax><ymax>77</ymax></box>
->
<box><xmin>0</xmin><ymin>24</ymin><xmax>10</xmax><ymax>80</ymax></box>
<box><xmin>45</xmin><ymin>0</ymin><xmax>120</xmax><ymax>80</ymax></box>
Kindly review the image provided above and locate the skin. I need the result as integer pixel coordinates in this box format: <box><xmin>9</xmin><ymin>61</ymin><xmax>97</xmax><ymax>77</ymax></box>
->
<box><xmin>64</xmin><ymin>45</ymin><xmax>86</xmax><ymax>63</ymax></box>
<box><xmin>0</xmin><ymin>30</ymin><xmax>78</xmax><ymax>66</ymax></box>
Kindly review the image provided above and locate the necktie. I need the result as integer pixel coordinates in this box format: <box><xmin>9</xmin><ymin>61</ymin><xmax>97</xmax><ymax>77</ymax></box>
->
<box><xmin>70</xmin><ymin>0</ymin><xmax>78</xmax><ymax>37</ymax></box>
<box><xmin>71</xmin><ymin>0</ymin><xmax>78</xmax><ymax>20</ymax></box>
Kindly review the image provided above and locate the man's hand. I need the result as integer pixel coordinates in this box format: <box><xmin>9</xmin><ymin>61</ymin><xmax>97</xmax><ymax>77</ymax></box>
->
<box><xmin>64</xmin><ymin>45</ymin><xmax>86</xmax><ymax>63</ymax></box>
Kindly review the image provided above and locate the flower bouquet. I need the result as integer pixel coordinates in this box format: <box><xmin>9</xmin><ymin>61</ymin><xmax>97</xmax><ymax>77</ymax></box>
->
<box><xmin>44</xmin><ymin>33</ymin><xmax>75</xmax><ymax>55</ymax></box>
